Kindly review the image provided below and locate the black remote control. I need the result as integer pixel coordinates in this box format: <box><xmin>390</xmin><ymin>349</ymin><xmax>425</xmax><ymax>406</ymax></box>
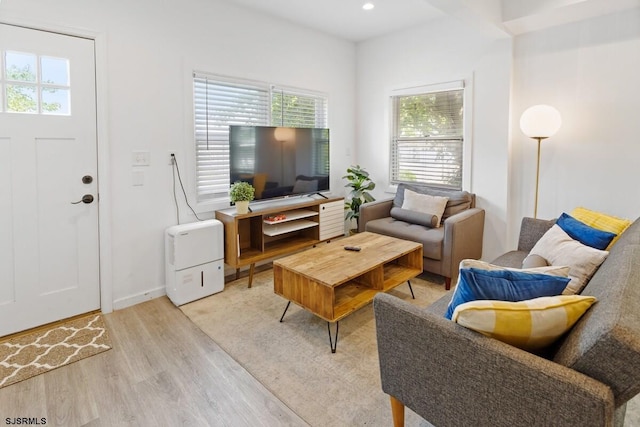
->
<box><xmin>344</xmin><ymin>246</ymin><xmax>361</xmax><ymax>251</ymax></box>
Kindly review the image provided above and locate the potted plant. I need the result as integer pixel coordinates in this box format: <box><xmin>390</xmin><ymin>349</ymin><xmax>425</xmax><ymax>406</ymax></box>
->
<box><xmin>343</xmin><ymin>165</ymin><xmax>375</xmax><ymax>233</ymax></box>
<box><xmin>229</xmin><ymin>181</ymin><xmax>255</xmax><ymax>214</ymax></box>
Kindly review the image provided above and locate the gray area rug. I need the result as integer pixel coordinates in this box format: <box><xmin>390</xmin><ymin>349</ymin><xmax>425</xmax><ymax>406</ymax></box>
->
<box><xmin>181</xmin><ymin>269</ymin><xmax>447</xmax><ymax>426</ymax></box>
<box><xmin>181</xmin><ymin>269</ymin><xmax>640</xmax><ymax>427</ymax></box>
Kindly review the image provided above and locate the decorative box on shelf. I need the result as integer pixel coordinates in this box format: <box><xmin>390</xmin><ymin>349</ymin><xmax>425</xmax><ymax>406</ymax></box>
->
<box><xmin>264</xmin><ymin>214</ymin><xmax>287</xmax><ymax>224</ymax></box>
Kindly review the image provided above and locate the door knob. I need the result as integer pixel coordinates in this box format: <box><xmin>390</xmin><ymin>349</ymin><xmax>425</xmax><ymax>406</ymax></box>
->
<box><xmin>82</xmin><ymin>175</ymin><xmax>93</xmax><ymax>184</ymax></box>
<box><xmin>71</xmin><ymin>194</ymin><xmax>94</xmax><ymax>204</ymax></box>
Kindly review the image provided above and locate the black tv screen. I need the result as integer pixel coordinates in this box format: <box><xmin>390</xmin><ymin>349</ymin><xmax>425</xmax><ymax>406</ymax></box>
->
<box><xmin>229</xmin><ymin>125</ymin><xmax>330</xmax><ymax>201</ymax></box>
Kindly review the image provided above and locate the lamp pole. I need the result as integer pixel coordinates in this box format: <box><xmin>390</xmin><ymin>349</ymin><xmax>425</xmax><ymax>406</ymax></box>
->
<box><xmin>533</xmin><ymin>136</ymin><xmax>546</xmax><ymax>219</ymax></box>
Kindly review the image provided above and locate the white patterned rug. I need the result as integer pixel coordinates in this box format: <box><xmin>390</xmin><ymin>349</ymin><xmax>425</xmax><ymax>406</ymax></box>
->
<box><xmin>0</xmin><ymin>313</ymin><xmax>112</xmax><ymax>388</ymax></box>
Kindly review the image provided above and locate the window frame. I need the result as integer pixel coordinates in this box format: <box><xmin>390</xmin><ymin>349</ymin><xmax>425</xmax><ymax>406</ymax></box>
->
<box><xmin>388</xmin><ymin>80</ymin><xmax>471</xmax><ymax>192</ymax></box>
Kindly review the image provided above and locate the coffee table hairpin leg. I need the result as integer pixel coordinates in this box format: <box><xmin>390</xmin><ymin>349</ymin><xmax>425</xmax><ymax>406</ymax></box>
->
<box><xmin>279</xmin><ymin>301</ymin><xmax>291</xmax><ymax>323</ymax></box>
<box><xmin>328</xmin><ymin>322</ymin><xmax>339</xmax><ymax>353</ymax></box>
<box><xmin>326</xmin><ymin>282</ymin><xmax>413</xmax><ymax>352</ymax></box>
<box><xmin>407</xmin><ymin>280</ymin><xmax>415</xmax><ymax>299</ymax></box>
<box><xmin>280</xmin><ymin>301</ymin><xmax>340</xmax><ymax>353</ymax></box>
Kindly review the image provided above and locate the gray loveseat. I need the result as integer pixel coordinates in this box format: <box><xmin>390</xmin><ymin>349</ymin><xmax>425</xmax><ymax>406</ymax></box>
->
<box><xmin>374</xmin><ymin>216</ymin><xmax>640</xmax><ymax>426</ymax></box>
<box><xmin>359</xmin><ymin>184</ymin><xmax>485</xmax><ymax>290</ymax></box>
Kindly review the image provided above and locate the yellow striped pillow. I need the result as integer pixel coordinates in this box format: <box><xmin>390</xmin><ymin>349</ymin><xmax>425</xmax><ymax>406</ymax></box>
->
<box><xmin>452</xmin><ymin>295</ymin><xmax>597</xmax><ymax>351</ymax></box>
<box><xmin>571</xmin><ymin>207</ymin><xmax>631</xmax><ymax>248</ymax></box>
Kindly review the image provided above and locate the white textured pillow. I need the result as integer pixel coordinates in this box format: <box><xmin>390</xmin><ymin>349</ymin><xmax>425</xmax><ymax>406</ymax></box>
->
<box><xmin>402</xmin><ymin>189</ymin><xmax>448</xmax><ymax>227</ymax></box>
<box><xmin>457</xmin><ymin>259</ymin><xmax>569</xmax><ymax>277</ymax></box>
<box><xmin>530</xmin><ymin>225</ymin><xmax>609</xmax><ymax>295</ymax></box>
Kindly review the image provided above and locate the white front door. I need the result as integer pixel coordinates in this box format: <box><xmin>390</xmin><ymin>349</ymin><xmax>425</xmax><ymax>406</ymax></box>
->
<box><xmin>0</xmin><ymin>24</ymin><xmax>100</xmax><ymax>336</ymax></box>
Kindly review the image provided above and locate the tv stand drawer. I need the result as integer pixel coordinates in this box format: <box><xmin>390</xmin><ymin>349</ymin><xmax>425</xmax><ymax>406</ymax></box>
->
<box><xmin>320</xmin><ymin>199</ymin><xmax>344</xmax><ymax>240</ymax></box>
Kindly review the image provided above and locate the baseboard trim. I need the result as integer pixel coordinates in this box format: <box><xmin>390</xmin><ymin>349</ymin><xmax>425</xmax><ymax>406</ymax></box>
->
<box><xmin>112</xmin><ymin>286</ymin><xmax>166</xmax><ymax>310</ymax></box>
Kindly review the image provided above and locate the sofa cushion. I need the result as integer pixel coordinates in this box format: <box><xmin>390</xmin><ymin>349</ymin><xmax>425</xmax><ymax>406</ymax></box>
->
<box><xmin>393</xmin><ymin>183</ymin><xmax>472</xmax><ymax>221</ymax></box>
<box><xmin>364</xmin><ymin>217</ymin><xmax>443</xmax><ymax>260</ymax></box>
<box><xmin>522</xmin><ymin>254</ymin><xmax>549</xmax><ymax>268</ymax></box>
<box><xmin>530</xmin><ymin>225</ymin><xmax>609</xmax><ymax>295</ymax></box>
<box><xmin>390</xmin><ymin>207</ymin><xmax>438</xmax><ymax>228</ymax></box>
<box><xmin>452</xmin><ymin>295</ymin><xmax>597</xmax><ymax>351</ymax></box>
<box><xmin>556</xmin><ymin>212</ymin><xmax>616</xmax><ymax>250</ymax></box>
<box><xmin>517</xmin><ymin>217</ymin><xmax>557</xmax><ymax>252</ymax></box>
<box><xmin>444</xmin><ymin>267</ymin><xmax>571</xmax><ymax>320</ymax></box>
<box><xmin>570</xmin><ymin>207</ymin><xmax>632</xmax><ymax>249</ymax></box>
<box><xmin>401</xmin><ymin>189</ymin><xmax>448</xmax><ymax>226</ymax></box>
<box><xmin>491</xmin><ymin>250</ymin><xmax>528</xmax><ymax>268</ymax></box>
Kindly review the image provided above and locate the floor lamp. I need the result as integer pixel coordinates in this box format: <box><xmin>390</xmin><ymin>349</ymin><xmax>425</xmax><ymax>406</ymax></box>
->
<box><xmin>519</xmin><ymin>105</ymin><xmax>562</xmax><ymax>219</ymax></box>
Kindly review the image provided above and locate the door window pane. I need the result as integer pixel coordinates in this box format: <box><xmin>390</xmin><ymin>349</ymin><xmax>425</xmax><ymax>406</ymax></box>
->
<box><xmin>5</xmin><ymin>51</ymin><xmax>37</xmax><ymax>83</ymax></box>
<box><xmin>6</xmin><ymin>84</ymin><xmax>37</xmax><ymax>113</ymax></box>
<box><xmin>2</xmin><ymin>50</ymin><xmax>71</xmax><ymax>116</ymax></box>
<box><xmin>42</xmin><ymin>87</ymin><xmax>70</xmax><ymax>115</ymax></box>
<box><xmin>41</xmin><ymin>56</ymin><xmax>69</xmax><ymax>85</ymax></box>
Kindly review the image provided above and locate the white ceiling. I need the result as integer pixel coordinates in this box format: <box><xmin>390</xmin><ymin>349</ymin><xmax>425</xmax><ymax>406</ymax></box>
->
<box><xmin>219</xmin><ymin>0</ymin><xmax>640</xmax><ymax>41</ymax></box>
<box><xmin>219</xmin><ymin>0</ymin><xmax>446</xmax><ymax>42</ymax></box>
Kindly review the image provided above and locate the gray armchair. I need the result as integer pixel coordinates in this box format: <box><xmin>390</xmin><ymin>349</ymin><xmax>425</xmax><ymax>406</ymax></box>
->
<box><xmin>373</xmin><ymin>217</ymin><xmax>640</xmax><ymax>426</ymax></box>
<box><xmin>359</xmin><ymin>184</ymin><xmax>485</xmax><ymax>289</ymax></box>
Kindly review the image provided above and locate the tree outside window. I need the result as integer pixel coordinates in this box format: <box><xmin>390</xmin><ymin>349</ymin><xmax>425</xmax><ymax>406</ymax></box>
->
<box><xmin>391</xmin><ymin>88</ymin><xmax>464</xmax><ymax>190</ymax></box>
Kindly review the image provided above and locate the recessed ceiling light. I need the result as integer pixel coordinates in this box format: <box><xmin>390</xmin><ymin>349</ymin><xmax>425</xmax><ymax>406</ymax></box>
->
<box><xmin>362</xmin><ymin>3</ymin><xmax>375</xmax><ymax>11</ymax></box>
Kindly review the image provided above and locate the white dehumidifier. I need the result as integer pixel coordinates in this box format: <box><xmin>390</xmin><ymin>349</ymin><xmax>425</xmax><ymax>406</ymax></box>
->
<box><xmin>165</xmin><ymin>219</ymin><xmax>224</xmax><ymax>306</ymax></box>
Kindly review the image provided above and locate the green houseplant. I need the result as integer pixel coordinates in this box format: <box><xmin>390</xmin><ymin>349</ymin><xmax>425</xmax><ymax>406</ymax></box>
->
<box><xmin>229</xmin><ymin>181</ymin><xmax>255</xmax><ymax>214</ymax></box>
<box><xmin>343</xmin><ymin>165</ymin><xmax>375</xmax><ymax>233</ymax></box>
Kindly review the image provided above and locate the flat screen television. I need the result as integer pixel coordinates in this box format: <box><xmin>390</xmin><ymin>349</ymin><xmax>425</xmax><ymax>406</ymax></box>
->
<box><xmin>229</xmin><ymin>125</ymin><xmax>330</xmax><ymax>201</ymax></box>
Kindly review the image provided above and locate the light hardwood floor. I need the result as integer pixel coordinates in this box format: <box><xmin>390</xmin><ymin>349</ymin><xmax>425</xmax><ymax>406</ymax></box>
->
<box><xmin>0</xmin><ymin>296</ymin><xmax>308</xmax><ymax>426</ymax></box>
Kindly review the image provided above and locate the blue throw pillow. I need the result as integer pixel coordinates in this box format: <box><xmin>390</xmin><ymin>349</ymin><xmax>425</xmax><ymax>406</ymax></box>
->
<box><xmin>556</xmin><ymin>212</ymin><xmax>617</xmax><ymax>250</ymax></box>
<box><xmin>444</xmin><ymin>268</ymin><xmax>571</xmax><ymax>320</ymax></box>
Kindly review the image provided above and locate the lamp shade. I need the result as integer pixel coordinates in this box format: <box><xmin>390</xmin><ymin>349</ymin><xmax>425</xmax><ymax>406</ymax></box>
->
<box><xmin>274</xmin><ymin>126</ymin><xmax>295</xmax><ymax>142</ymax></box>
<box><xmin>520</xmin><ymin>105</ymin><xmax>562</xmax><ymax>138</ymax></box>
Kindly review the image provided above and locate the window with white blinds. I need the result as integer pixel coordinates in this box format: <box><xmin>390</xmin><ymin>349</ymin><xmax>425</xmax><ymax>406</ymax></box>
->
<box><xmin>193</xmin><ymin>75</ymin><xmax>328</xmax><ymax>202</ymax></box>
<box><xmin>193</xmin><ymin>74</ymin><xmax>269</xmax><ymax>201</ymax></box>
<box><xmin>390</xmin><ymin>84</ymin><xmax>464</xmax><ymax>190</ymax></box>
<box><xmin>271</xmin><ymin>86</ymin><xmax>328</xmax><ymax>128</ymax></box>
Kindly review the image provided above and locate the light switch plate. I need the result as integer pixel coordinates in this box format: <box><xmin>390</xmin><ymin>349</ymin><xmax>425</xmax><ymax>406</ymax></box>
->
<box><xmin>132</xmin><ymin>151</ymin><xmax>150</xmax><ymax>166</ymax></box>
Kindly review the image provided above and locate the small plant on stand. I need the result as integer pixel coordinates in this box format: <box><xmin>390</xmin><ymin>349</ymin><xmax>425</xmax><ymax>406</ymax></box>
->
<box><xmin>343</xmin><ymin>165</ymin><xmax>375</xmax><ymax>234</ymax></box>
<box><xmin>229</xmin><ymin>181</ymin><xmax>255</xmax><ymax>214</ymax></box>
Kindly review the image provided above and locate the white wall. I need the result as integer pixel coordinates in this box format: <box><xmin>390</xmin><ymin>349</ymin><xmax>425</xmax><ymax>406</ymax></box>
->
<box><xmin>4</xmin><ymin>0</ymin><xmax>636</xmax><ymax>309</ymax></box>
<box><xmin>510</xmin><ymin>9</ymin><xmax>640</xmax><ymax>232</ymax></box>
<box><xmin>356</xmin><ymin>18</ymin><xmax>512</xmax><ymax>261</ymax></box>
<box><xmin>0</xmin><ymin>0</ymin><xmax>356</xmax><ymax>309</ymax></box>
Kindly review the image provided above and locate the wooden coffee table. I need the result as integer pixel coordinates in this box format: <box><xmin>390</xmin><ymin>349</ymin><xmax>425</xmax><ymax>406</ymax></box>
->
<box><xmin>273</xmin><ymin>232</ymin><xmax>423</xmax><ymax>352</ymax></box>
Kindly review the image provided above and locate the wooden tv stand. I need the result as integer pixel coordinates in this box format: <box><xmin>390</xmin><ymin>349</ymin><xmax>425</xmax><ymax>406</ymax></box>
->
<box><xmin>215</xmin><ymin>196</ymin><xmax>344</xmax><ymax>287</ymax></box>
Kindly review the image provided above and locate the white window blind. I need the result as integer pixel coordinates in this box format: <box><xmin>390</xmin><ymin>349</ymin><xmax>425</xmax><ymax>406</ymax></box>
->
<box><xmin>271</xmin><ymin>87</ymin><xmax>329</xmax><ymax>175</ymax></box>
<box><xmin>193</xmin><ymin>73</ymin><xmax>269</xmax><ymax>201</ymax></box>
<box><xmin>271</xmin><ymin>86</ymin><xmax>328</xmax><ymax>128</ymax></box>
<box><xmin>390</xmin><ymin>86</ymin><xmax>464</xmax><ymax>190</ymax></box>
